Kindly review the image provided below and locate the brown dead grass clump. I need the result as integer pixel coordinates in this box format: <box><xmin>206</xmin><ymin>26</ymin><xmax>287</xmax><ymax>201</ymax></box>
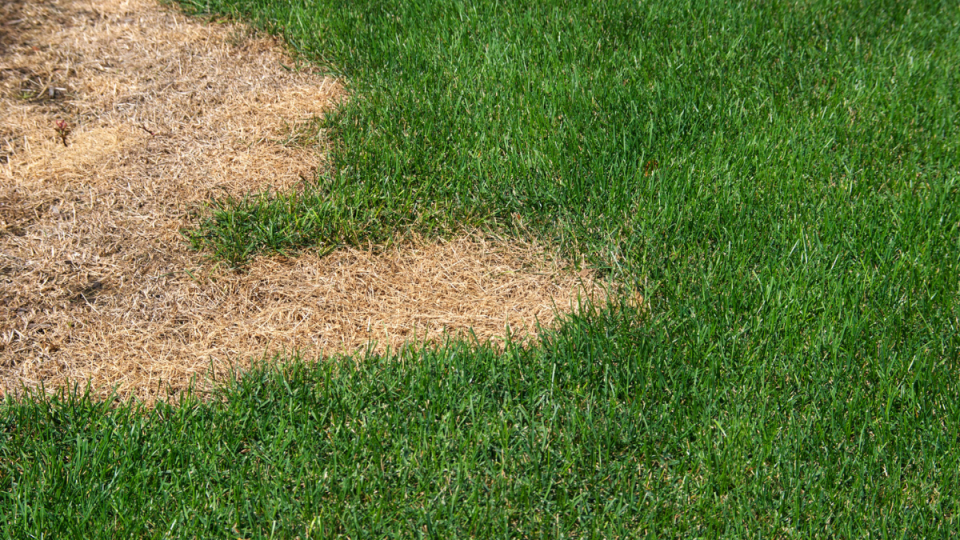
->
<box><xmin>0</xmin><ymin>0</ymin><xmax>607</xmax><ymax>403</ymax></box>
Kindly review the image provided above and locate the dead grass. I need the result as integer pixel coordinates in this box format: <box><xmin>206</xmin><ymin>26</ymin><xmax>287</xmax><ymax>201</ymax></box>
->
<box><xmin>0</xmin><ymin>0</ymin><xmax>608</xmax><ymax>402</ymax></box>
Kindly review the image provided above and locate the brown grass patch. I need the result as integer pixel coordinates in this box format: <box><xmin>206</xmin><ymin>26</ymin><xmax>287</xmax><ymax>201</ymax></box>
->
<box><xmin>0</xmin><ymin>0</ymin><xmax>607</xmax><ymax>402</ymax></box>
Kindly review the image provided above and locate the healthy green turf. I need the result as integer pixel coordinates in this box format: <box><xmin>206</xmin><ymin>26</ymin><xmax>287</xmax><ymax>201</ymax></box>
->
<box><xmin>3</xmin><ymin>0</ymin><xmax>959</xmax><ymax>537</ymax></box>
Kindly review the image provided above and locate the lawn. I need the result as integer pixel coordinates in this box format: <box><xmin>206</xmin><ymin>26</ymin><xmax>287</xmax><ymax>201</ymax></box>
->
<box><xmin>2</xmin><ymin>0</ymin><xmax>959</xmax><ymax>537</ymax></box>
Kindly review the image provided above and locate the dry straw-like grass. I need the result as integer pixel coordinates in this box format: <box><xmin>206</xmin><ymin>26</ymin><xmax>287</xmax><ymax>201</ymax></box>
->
<box><xmin>0</xmin><ymin>0</ymin><xmax>607</xmax><ymax>402</ymax></box>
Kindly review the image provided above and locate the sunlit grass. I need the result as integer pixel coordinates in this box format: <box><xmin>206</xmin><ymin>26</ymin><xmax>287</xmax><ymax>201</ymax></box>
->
<box><xmin>3</xmin><ymin>0</ymin><xmax>959</xmax><ymax>536</ymax></box>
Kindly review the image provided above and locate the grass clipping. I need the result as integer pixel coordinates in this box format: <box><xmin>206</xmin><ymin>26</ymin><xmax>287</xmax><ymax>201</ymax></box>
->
<box><xmin>0</xmin><ymin>0</ymin><xmax>606</xmax><ymax>402</ymax></box>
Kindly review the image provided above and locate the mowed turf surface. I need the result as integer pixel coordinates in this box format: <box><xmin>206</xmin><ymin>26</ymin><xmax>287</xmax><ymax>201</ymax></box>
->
<box><xmin>3</xmin><ymin>0</ymin><xmax>960</xmax><ymax>537</ymax></box>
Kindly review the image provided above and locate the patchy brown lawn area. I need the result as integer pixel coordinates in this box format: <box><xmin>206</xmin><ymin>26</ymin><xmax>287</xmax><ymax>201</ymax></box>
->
<box><xmin>0</xmin><ymin>0</ymin><xmax>604</xmax><ymax>402</ymax></box>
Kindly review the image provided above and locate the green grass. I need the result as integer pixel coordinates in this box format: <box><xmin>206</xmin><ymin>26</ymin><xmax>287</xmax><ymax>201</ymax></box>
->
<box><xmin>3</xmin><ymin>308</ymin><xmax>957</xmax><ymax>537</ymax></box>
<box><xmin>3</xmin><ymin>0</ymin><xmax>960</xmax><ymax>537</ymax></box>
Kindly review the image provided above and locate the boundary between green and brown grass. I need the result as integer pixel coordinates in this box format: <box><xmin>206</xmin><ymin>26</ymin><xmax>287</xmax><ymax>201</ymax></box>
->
<box><xmin>2</xmin><ymin>0</ymin><xmax>959</xmax><ymax>536</ymax></box>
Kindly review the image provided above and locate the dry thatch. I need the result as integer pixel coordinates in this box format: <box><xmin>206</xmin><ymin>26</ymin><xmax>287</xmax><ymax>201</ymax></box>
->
<box><xmin>0</xmin><ymin>0</ymin><xmax>608</xmax><ymax>403</ymax></box>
